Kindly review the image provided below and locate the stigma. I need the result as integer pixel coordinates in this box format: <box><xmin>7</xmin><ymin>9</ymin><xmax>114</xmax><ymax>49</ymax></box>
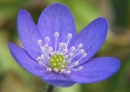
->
<box><xmin>36</xmin><ymin>32</ymin><xmax>87</xmax><ymax>74</ymax></box>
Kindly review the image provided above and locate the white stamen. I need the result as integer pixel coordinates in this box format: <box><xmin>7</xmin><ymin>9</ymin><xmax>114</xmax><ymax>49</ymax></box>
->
<box><xmin>54</xmin><ymin>32</ymin><xmax>59</xmax><ymax>51</ymax></box>
<box><xmin>78</xmin><ymin>66</ymin><xmax>83</xmax><ymax>70</ymax></box>
<box><xmin>69</xmin><ymin>53</ymin><xmax>74</xmax><ymax>58</ymax></box>
<box><xmin>63</xmin><ymin>49</ymin><xmax>68</xmax><ymax>54</ymax></box>
<box><xmin>37</xmin><ymin>57</ymin><xmax>42</xmax><ymax>61</ymax></box>
<box><xmin>66</xmin><ymin>33</ymin><xmax>72</xmax><ymax>47</ymax></box>
<box><xmin>48</xmin><ymin>47</ymin><xmax>53</xmax><ymax>53</ymax></box>
<box><xmin>47</xmin><ymin>67</ymin><xmax>52</xmax><ymax>71</ymax></box>
<box><xmin>82</xmin><ymin>53</ymin><xmax>87</xmax><ymax>57</ymax></box>
<box><xmin>54</xmin><ymin>32</ymin><xmax>59</xmax><ymax>38</ymax></box>
<box><xmin>41</xmin><ymin>54</ymin><xmax>44</xmax><ymax>60</ymax></box>
<box><xmin>73</xmin><ymin>61</ymin><xmax>79</xmax><ymax>66</ymax></box>
<box><xmin>70</xmin><ymin>46</ymin><xmax>75</xmax><ymax>52</ymax></box>
<box><xmin>62</xmin><ymin>43</ymin><xmax>67</xmax><ymax>48</ymax></box>
<box><xmin>38</xmin><ymin>40</ymin><xmax>42</xmax><ymax>46</ymax></box>
<box><xmin>65</xmin><ymin>70</ymin><xmax>71</xmax><ymax>74</ymax></box>
<box><xmin>78</xmin><ymin>44</ymin><xmax>83</xmax><ymax>48</ymax></box>
<box><xmin>45</xmin><ymin>37</ymin><xmax>49</xmax><ymax>43</ymax></box>
<box><xmin>60</xmin><ymin>69</ymin><xmax>65</xmax><ymax>73</ymax></box>
<box><xmin>54</xmin><ymin>68</ymin><xmax>59</xmax><ymax>72</ymax></box>
<box><xmin>67</xmin><ymin>33</ymin><xmax>72</xmax><ymax>39</ymax></box>
<box><xmin>79</xmin><ymin>49</ymin><xmax>84</xmax><ymax>54</ymax></box>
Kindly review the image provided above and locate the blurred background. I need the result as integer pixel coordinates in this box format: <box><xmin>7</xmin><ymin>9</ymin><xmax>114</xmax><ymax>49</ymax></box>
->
<box><xmin>0</xmin><ymin>0</ymin><xmax>130</xmax><ymax>92</ymax></box>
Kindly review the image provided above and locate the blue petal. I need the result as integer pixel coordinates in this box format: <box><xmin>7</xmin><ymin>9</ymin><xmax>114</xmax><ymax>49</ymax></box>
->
<box><xmin>66</xmin><ymin>57</ymin><xmax>120</xmax><ymax>83</ymax></box>
<box><xmin>8</xmin><ymin>42</ymin><xmax>48</xmax><ymax>76</ymax></box>
<box><xmin>42</xmin><ymin>72</ymin><xmax>75</xmax><ymax>87</ymax></box>
<box><xmin>17</xmin><ymin>9</ymin><xmax>42</xmax><ymax>59</ymax></box>
<box><xmin>37</xmin><ymin>3</ymin><xmax>76</xmax><ymax>48</ymax></box>
<box><xmin>72</xmin><ymin>17</ymin><xmax>108</xmax><ymax>64</ymax></box>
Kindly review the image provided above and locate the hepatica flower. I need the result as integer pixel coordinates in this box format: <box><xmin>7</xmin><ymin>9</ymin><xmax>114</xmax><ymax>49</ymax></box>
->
<box><xmin>9</xmin><ymin>3</ymin><xmax>120</xmax><ymax>87</ymax></box>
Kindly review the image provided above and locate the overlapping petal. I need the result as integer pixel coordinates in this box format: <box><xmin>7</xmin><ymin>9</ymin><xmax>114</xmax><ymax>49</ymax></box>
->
<box><xmin>66</xmin><ymin>57</ymin><xmax>120</xmax><ymax>83</ymax></box>
<box><xmin>42</xmin><ymin>73</ymin><xmax>75</xmax><ymax>87</ymax></box>
<box><xmin>8</xmin><ymin>42</ymin><xmax>48</xmax><ymax>76</ymax></box>
<box><xmin>37</xmin><ymin>3</ymin><xmax>76</xmax><ymax>48</ymax></box>
<box><xmin>17</xmin><ymin>9</ymin><xmax>42</xmax><ymax>59</ymax></box>
<box><xmin>72</xmin><ymin>17</ymin><xmax>108</xmax><ymax>64</ymax></box>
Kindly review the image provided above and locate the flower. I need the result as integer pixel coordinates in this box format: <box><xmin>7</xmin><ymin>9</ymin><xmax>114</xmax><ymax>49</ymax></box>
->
<box><xmin>8</xmin><ymin>3</ymin><xmax>120</xmax><ymax>87</ymax></box>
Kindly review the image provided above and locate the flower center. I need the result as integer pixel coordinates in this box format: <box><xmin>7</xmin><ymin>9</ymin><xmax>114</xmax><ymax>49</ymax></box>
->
<box><xmin>36</xmin><ymin>32</ymin><xmax>87</xmax><ymax>74</ymax></box>
<box><xmin>49</xmin><ymin>54</ymin><xmax>68</xmax><ymax>71</ymax></box>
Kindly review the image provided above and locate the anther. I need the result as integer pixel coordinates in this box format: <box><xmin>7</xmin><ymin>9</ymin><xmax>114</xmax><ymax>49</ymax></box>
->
<box><xmin>70</xmin><ymin>46</ymin><xmax>76</xmax><ymax>52</ymax></box>
<box><xmin>38</xmin><ymin>40</ymin><xmax>42</xmax><ymax>45</ymax></box>
<box><xmin>48</xmin><ymin>47</ymin><xmax>53</xmax><ymax>53</ymax></box>
<box><xmin>67</xmin><ymin>33</ymin><xmax>72</xmax><ymax>39</ymax></box>
<box><xmin>73</xmin><ymin>61</ymin><xmax>79</xmax><ymax>66</ymax></box>
<box><xmin>37</xmin><ymin>57</ymin><xmax>42</xmax><ymax>61</ymax></box>
<box><xmin>79</xmin><ymin>49</ymin><xmax>84</xmax><ymax>54</ymax></box>
<box><xmin>54</xmin><ymin>32</ymin><xmax>59</xmax><ymax>38</ymax></box>
<box><xmin>78</xmin><ymin>66</ymin><xmax>83</xmax><ymax>70</ymax></box>
<box><xmin>69</xmin><ymin>53</ymin><xmax>74</xmax><ymax>58</ymax></box>
<box><xmin>41</xmin><ymin>54</ymin><xmax>44</xmax><ymax>60</ymax></box>
<box><xmin>45</xmin><ymin>37</ymin><xmax>49</xmax><ymax>43</ymax></box>
<box><xmin>47</xmin><ymin>67</ymin><xmax>52</xmax><ymax>72</ymax></box>
<box><xmin>62</xmin><ymin>43</ymin><xmax>67</xmax><ymax>48</ymax></box>
<box><xmin>78</xmin><ymin>44</ymin><xmax>83</xmax><ymax>48</ymax></box>
<box><xmin>63</xmin><ymin>49</ymin><xmax>68</xmax><ymax>53</ymax></box>
<box><xmin>65</xmin><ymin>70</ymin><xmax>71</xmax><ymax>74</ymax></box>
<box><xmin>60</xmin><ymin>69</ymin><xmax>65</xmax><ymax>73</ymax></box>
<box><xmin>59</xmin><ymin>42</ymin><xmax>63</xmax><ymax>48</ymax></box>
<box><xmin>41</xmin><ymin>47</ymin><xmax>45</xmax><ymax>52</ymax></box>
<box><xmin>82</xmin><ymin>53</ymin><xmax>87</xmax><ymax>57</ymax></box>
<box><xmin>54</xmin><ymin>68</ymin><xmax>59</xmax><ymax>72</ymax></box>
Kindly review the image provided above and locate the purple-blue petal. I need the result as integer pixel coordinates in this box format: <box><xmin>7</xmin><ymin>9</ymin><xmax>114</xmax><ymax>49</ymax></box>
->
<box><xmin>42</xmin><ymin>72</ymin><xmax>75</xmax><ymax>87</ymax></box>
<box><xmin>8</xmin><ymin>42</ymin><xmax>48</xmax><ymax>76</ymax></box>
<box><xmin>17</xmin><ymin>9</ymin><xmax>42</xmax><ymax>59</ymax></box>
<box><xmin>66</xmin><ymin>57</ymin><xmax>120</xmax><ymax>83</ymax></box>
<box><xmin>37</xmin><ymin>3</ymin><xmax>76</xmax><ymax>48</ymax></box>
<box><xmin>72</xmin><ymin>17</ymin><xmax>108</xmax><ymax>64</ymax></box>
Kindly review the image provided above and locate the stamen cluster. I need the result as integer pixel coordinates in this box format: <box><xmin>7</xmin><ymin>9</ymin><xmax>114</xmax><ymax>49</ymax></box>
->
<box><xmin>37</xmin><ymin>32</ymin><xmax>87</xmax><ymax>74</ymax></box>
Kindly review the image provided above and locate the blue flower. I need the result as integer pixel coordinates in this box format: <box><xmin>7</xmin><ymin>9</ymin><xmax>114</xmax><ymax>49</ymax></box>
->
<box><xmin>8</xmin><ymin>3</ymin><xmax>120</xmax><ymax>87</ymax></box>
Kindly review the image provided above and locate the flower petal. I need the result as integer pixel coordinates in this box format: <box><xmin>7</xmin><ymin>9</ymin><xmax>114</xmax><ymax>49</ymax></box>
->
<box><xmin>8</xmin><ymin>42</ymin><xmax>48</xmax><ymax>76</ymax></box>
<box><xmin>67</xmin><ymin>57</ymin><xmax>120</xmax><ymax>83</ymax></box>
<box><xmin>72</xmin><ymin>17</ymin><xmax>108</xmax><ymax>64</ymax></box>
<box><xmin>37</xmin><ymin>3</ymin><xmax>76</xmax><ymax>48</ymax></box>
<box><xmin>42</xmin><ymin>73</ymin><xmax>75</xmax><ymax>87</ymax></box>
<box><xmin>17</xmin><ymin>9</ymin><xmax>41</xmax><ymax>59</ymax></box>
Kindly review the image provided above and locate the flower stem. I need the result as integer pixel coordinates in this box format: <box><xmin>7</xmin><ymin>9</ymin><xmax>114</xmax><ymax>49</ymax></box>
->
<box><xmin>45</xmin><ymin>84</ymin><xmax>54</xmax><ymax>92</ymax></box>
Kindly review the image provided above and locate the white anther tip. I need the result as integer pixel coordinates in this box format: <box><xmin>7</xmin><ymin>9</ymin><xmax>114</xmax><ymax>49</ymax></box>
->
<box><xmin>67</xmin><ymin>33</ymin><xmax>72</xmax><ymax>39</ymax></box>
<box><xmin>70</xmin><ymin>53</ymin><xmax>74</xmax><ymax>57</ymax></box>
<box><xmin>65</xmin><ymin>71</ymin><xmax>71</xmax><ymax>74</ymax></box>
<box><xmin>71</xmin><ymin>46</ymin><xmax>76</xmax><ymax>52</ymax></box>
<box><xmin>37</xmin><ymin>57</ymin><xmax>42</xmax><ymax>61</ymax></box>
<box><xmin>79</xmin><ymin>49</ymin><xmax>84</xmax><ymax>53</ymax></box>
<box><xmin>41</xmin><ymin>54</ymin><xmax>44</xmax><ymax>60</ymax></box>
<box><xmin>74</xmin><ymin>61</ymin><xmax>79</xmax><ymax>66</ymax></box>
<box><xmin>54</xmin><ymin>32</ymin><xmax>59</xmax><ymax>37</ymax></box>
<box><xmin>82</xmin><ymin>53</ymin><xmax>87</xmax><ymax>57</ymax></box>
<box><xmin>78</xmin><ymin>44</ymin><xmax>83</xmax><ymax>48</ymax></box>
<box><xmin>38</xmin><ymin>40</ymin><xmax>42</xmax><ymax>45</ymax></box>
<box><xmin>78</xmin><ymin>66</ymin><xmax>83</xmax><ymax>70</ymax></box>
<box><xmin>54</xmin><ymin>68</ymin><xmax>59</xmax><ymax>72</ymax></box>
<box><xmin>41</xmin><ymin>46</ymin><xmax>45</xmax><ymax>51</ymax></box>
<box><xmin>45</xmin><ymin>37</ymin><xmax>50</xmax><ymax>42</ymax></box>
<box><xmin>47</xmin><ymin>67</ymin><xmax>52</xmax><ymax>72</ymax></box>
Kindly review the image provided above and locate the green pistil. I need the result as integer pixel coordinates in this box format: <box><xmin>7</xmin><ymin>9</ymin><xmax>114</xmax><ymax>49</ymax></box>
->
<box><xmin>49</xmin><ymin>54</ymin><xmax>68</xmax><ymax>71</ymax></box>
